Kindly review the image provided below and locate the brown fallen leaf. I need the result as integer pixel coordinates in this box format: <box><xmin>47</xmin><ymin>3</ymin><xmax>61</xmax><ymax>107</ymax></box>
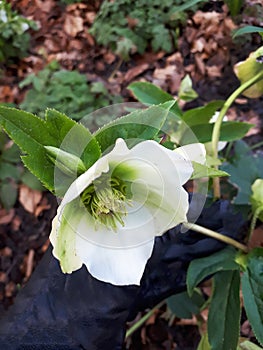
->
<box><xmin>34</xmin><ymin>196</ymin><xmax>51</xmax><ymax>217</ymax></box>
<box><xmin>124</xmin><ymin>63</ymin><xmax>149</xmax><ymax>83</ymax></box>
<box><xmin>64</xmin><ymin>14</ymin><xmax>84</xmax><ymax>37</ymax></box>
<box><xmin>0</xmin><ymin>209</ymin><xmax>15</xmax><ymax>225</ymax></box>
<box><xmin>19</xmin><ymin>185</ymin><xmax>42</xmax><ymax>215</ymax></box>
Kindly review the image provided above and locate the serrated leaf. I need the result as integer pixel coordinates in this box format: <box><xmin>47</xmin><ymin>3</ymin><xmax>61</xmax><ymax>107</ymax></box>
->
<box><xmin>128</xmin><ymin>81</ymin><xmax>182</xmax><ymax>117</ymax></box>
<box><xmin>208</xmin><ymin>270</ymin><xmax>241</xmax><ymax>350</ymax></box>
<box><xmin>94</xmin><ymin>102</ymin><xmax>175</xmax><ymax>152</ymax></box>
<box><xmin>0</xmin><ymin>107</ymin><xmax>101</xmax><ymax>195</ymax></box>
<box><xmin>191</xmin><ymin>161</ymin><xmax>229</xmax><ymax>180</ymax></box>
<box><xmin>242</xmin><ymin>248</ymin><xmax>263</xmax><ymax>346</ymax></box>
<box><xmin>167</xmin><ymin>290</ymin><xmax>205</xmax><ymax>319</ymax></box>
<box><xmin>234</xmin><ymin>46</ymin><xmax>263</xmax><ymax>98</ymax></box>
<box><xmin>187</xmin><ymin>247</ymin><xmax>240</xmax><ymax>296</ymax></box>
<box><xmin>181</xmin><ymin>121</ymin><xmax>253</xmax><ymax>144</ymax></box>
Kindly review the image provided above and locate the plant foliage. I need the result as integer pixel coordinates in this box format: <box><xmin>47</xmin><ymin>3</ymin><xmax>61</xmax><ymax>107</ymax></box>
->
<box><xmin>0</xmin><ymin>0</ymin><xmax>37</xmax><ymax>63</ymax></box>
<box><xmin>19</xmin><ymin>61</ymin><xmax>122</xmax><ymax>128</ymax></box>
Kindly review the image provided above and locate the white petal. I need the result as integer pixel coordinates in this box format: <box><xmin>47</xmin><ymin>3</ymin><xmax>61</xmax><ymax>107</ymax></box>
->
<box><xmin>76</xmin><ymin>236</ymin><xmax>154</xmax><ymax>285</ymax></box>
<box><xmin>121</xmin><ymin>140</ymin><xmax>192</xmax><ymax>233</ymax></box>
<box><xmin>50</xmin><ymin>203</ymin><xmax>83</xmax><ymax>273</ymax></box>
<box><xmin>75</xmin><ymin>204</ymin><xmax>156</xmax><ymax>285</ymax></box>
<box><xmin>174</xmin><ymin>143</ymin><xmax>206</xmax><ymax>165</ymax></box>
<box><xmin>60</xmin><ymin>138</ymin><xmax>130</xmax><ymax>210</ymax></box>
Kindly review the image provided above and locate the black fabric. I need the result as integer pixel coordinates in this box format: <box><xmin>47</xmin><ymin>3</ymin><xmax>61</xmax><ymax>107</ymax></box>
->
<box><xmin>0</xmin><ymin>199</ymin><xmax>246</xmax><ymax>350</ymax></box>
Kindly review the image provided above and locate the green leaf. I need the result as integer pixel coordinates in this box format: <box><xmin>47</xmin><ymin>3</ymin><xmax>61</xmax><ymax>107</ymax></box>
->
<box><xmin>0</xmin><ymin>162</ymin><xmax>21</xmax><ymax>181</ymax></box>
<box><xmin>187</xmin><ymin>247</ymin><xmax>240</xmax><ymax>296</ymax></box>
<box><xmin>208</xmin><ymin>270</ymin><xmax>241</xmax><ymax>350</ymax></box>
<box><xmin>225</xmin><ymin>0</ymin><xmax>244</xmax><ymax>16</ymax></box>
<box><xmin>233</xmin><ymin>26</ymin><xmax>263</xmax><ymax>39</ymax></box>
<box><xmin>197</xmin><ymin>333</ymin><xmax>211</xmax><ymax>350</ymax></box>
<box><xmin>94</xmin><ymin>102</ymin><xmax>175</xmax><ymax>152</ymax></box>
<box><xmin>182</xmin><ymin>101</ymin><xmax>224</xmax><ymax>126</ymax></box>
<box><xmin>170</xmin><ymin>0</ymin><xmax>206</xmax><ymax>17</ymax></box>
<box><xmin>251</xmin><ymin>179</ymin><xmax>263</xmax><ymax>221</ymax></box>
<box><xmin>0</xmin><ymin>181</ymin><xmax>17</xmax><ymax>210</ymax></box>
<box><xmin>221</xmin><ymin>141</ymin><xmax>263</xmax><ymax>205</ymax></box>
<box><xmin>128</xmin><ymin>81</ymin><xmax>182</xmax><ymax>117</ymax></box>
<box><xmin>181</xmin><ymin>121</ymin><xmax>253</xmax><ymax>144</ymax></box>
<box><xmin>0</xmin><ymin>107</ymin><xmax>101</xmax><ymax>195</ymax></box>
<box><xmin>166</xmin><ymin>290</ymin><xmax>205</xmax><ymax>319</ymax></box>
<box><xmin>21</xmin><ymin>170</ymin><xmax>44</xmax><ymax>191</ymax></box>
<box><xmin>191</xmin><ymin>161</ymin><xmax>229</xmax><ymax>180</ymax></box>
<box><xmin>242</xmin><ymin>248</ymin><xmax>263</xmax><ymax>346</ymax></box>
<box><xmin>2</xmin><ymin>143</ymin><xmax>21</xmax><ymax>163</ymax></box>
<box><xmin>45</xmin><ymin>146</ymin><xmax>86</xmax><ymax>177</ymax></box>
<box><xmin>178</xmin><ymin>74</ymin><xmax>198</xmax><ymax>102</ymax></box>
<box><xmin>234</xmin><ymin>46</ymin><xmax>263</xmax><ymax>98</ymax></box>
<box><xmin>239</xmin><ymin>340</ymin><xmax>263</xmax><ymax>350</ymax></box>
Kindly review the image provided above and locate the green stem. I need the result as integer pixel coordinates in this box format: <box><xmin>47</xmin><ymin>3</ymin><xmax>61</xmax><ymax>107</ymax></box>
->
<box><xmin>211</xmin><ymin>70</ymin><xmax>263</xmax><ymax>199</ymax></box>
<box><xmin>250</xmin><ymin>140</ymin><xmax>263</xmax><ymax>150</ymax></box>
<box><xmin>125</xmin><ymin>301</ymin><xmax>165</xmax><ymax>339</ymax></box>
<box><xmin>249</xmin><ymin>205</ymin><xmax>263</xmax><ymax>241</ymax></box>
<box><xmin>183</xmin><ymin>222</ymin><xmax>248</xmax><ymax>253</ymax></box>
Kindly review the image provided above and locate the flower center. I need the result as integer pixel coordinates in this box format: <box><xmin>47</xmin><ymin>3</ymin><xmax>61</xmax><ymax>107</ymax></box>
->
<box><xmin>80</xmin><ymin>174</ymin><xmax>130</xmax><ymax>231</ymax></box>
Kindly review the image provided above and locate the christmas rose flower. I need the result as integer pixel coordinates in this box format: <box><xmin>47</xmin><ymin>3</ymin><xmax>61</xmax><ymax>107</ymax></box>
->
<box><xmin>50</xmin><ymin>138</ymin><xmax>205</xmax><ymax>285</ymax></box>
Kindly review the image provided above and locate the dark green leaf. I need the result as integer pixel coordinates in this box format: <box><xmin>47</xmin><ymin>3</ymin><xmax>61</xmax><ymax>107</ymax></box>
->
<box><xmin>21</xmin><ymin>170</ymin><xmax>44</xmax><ymax>191</ymax></box>
<box><xmin>2</xmin><ymin>143</ymin><xmax>21</xmax><ymax>163</ymax></box>
<box><xmin>208</xmin><ymin>270</ymin><xmax>241</xmax><ymax>350</ymax></box>
<box><xmin>0</xmin><ymin>181</ymin><xmax>17</xmax><ymax>210</ymax></box>
<box><xmin>180</xmin><ymin>121</ymin><xmax>253</xmax><ymax>144</ymax></box>
<box><xmin>94</xmin><ymin>102</ymin><xmax>175</xmax><ymax>152</ymax></box>
<box><xmin>187</xmin><ymin>247</ymin><xmax>240</xmax><ymax>296</ymax></box>
<box><xmin>221</xmin><ymin>141</ymin><xmax>263</xmax><ymax>205</ymax></box>
<box><xmin>0</xmin><ymin>162</ymin><xmax>21</xmax><ymax>181</ymax></box>
<box><xmin>233</xmin><ymin>25</ymin><xmax>263</xmax><ymax>39</ymax></box>
<box><xmin>242</xmin><ymin>248</ymin><xmax>263</xmax><ymax>346</ymax></box>
<box><xmin>166</xmin><ymin>290</ymin><xmax>205</xmax><ymax>319</ymax></box>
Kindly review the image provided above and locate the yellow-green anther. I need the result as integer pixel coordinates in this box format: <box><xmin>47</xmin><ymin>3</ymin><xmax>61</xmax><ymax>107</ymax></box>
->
<box><xmin>45</xmin><ymin>146</ymin><xmax>86</xmax><ymax>176</ymax></box>
<box><xmin>80</xmin><ymin>175</ymin><xmax>129</xmax><ymax>231</ymax></box>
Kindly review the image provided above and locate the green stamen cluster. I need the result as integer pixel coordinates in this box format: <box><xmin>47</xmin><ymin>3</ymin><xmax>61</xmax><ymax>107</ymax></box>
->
<box><xmin>80</xmin><ymin>174</ymin><xmax>129</xmax><ymax>231</ymax></box>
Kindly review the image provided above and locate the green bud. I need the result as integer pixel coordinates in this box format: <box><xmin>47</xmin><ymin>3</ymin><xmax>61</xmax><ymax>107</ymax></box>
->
<box><xmin>45</xmin><ymin>146</ymin><xmax>86</xmax><ymax>176</ymax></box>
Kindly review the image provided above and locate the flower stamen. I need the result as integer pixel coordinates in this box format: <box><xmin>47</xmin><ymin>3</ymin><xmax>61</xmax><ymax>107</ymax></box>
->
<box><xmin>80</xmin><ymin>174</ymin><xmax>130</xmax><ymax>231</ymax></box>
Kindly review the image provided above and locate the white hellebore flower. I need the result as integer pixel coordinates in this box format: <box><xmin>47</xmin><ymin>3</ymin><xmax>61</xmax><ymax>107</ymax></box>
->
<box><xmin>50</xmin><ymin>138</ymin><xmax>205</xmax><ymax>286</ymax></box>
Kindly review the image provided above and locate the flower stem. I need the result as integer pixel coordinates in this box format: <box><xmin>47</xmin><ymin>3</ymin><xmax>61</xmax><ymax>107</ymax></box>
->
<box><xmin>249</xmin><ymin>205</ymin><xmax>263</xmax><ymax>241</ymax></box>
<box><xmin>211</xmin><ymin>70</ymin><xmax>263</xmax><ymax>199</ymax></box>
<box><xmin>183</xmin><ymin>222</ymin><xmax>248</xmax><ymax>253</ymax></box>
<box><xmin>125</xmin><ymin>301</ymin><xmax>165</xmax><ymax>339</ymax></box>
